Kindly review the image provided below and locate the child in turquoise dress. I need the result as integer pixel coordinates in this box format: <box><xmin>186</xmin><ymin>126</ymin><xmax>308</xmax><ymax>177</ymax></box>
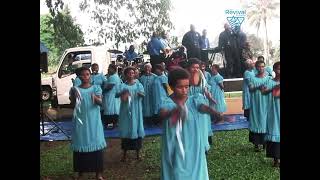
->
<box><xmin>69</xmin><ymin>66</ymin><xmax>106</xmax><ymax>180</ymax></box>
<box><xmin>116</xmin><ymin>66</ymin><xmax>145</xmax><ymax>162</ymax></box>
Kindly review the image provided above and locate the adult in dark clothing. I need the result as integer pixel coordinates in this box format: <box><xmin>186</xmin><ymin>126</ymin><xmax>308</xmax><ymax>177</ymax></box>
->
<box><xmin>234</xmin><ymin>25</ymin><xmax>248</xmax><ymax>76</ymax></box>
<box><xmin>182</xmin><ymin>24</ymin><xmax>202</xmax><ymax>59</ymax></box>
<box><xmin>218</xmin><ymin>23</ymin><xmax>241</xmax><ymax>78</ymax></box>
<box><xmin>200</xmin><ymin>29</ymin><xmax>210</xmax><ymax>65</ymax></box>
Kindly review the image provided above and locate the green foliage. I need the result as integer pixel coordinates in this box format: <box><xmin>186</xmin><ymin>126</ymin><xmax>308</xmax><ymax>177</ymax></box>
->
<box><xmin>77</xmin><ymin>0</ymin><xmax>174</xmax><ymax>47</ymax></box>
<box><xmin>41</xmin><ymin>4</ymin><xmax>85</xmax><ymax>68</ymax></box>
<box><xmin>170</xmin><ymin>36</ymin><xmax>179</xmax><ymax>48</ymax></box>
<box><xmin>247</xmin><ymin>33</ymin><xmax>264</xmax><ymax>57</ymax></box>
<box><xmin>40</xmin><ymin>130</ymin><xmax>279</xmax><ymax>179</ymax></box>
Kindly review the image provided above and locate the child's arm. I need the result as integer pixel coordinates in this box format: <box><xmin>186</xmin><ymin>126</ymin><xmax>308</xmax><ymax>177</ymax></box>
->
<box><xmin>260</xmin><ymin>85</ymin><xmax>272</xmax><ymax>94</ymax></box>
<box><xmin>218</xmin><ymin>82</ymin><xmax>224</xmax><ymax>90</ymax></box>
<box><xmin>137</xmin><ymin>92</ymin><xmax>145</xmax><ymax>97</ymax></box>
<box><xmin>104</xmin><ymin>84</ymin><xmax>115</xmax><ymax>91</ymax></box>
<box><xmin>92</xmin><ymin>94</ymin><xmax>103</xmax><ymax>106</ymax></box>
<box><xmin>69</xmin><ymin>87</ymin><xmax>79</xmax><ymax>108</ymax></box>
<box><xmin>204</xmin><ymin>88</ymin><xmax>216</xmax><ymax>104</ymax></box>
<box><xmin>249</xmin><ymin>84</ymin><xmax>262</xmax><ymax>92</ymax></box>
<box><xmin>198</xmin><ymin>104</ymin><xmax>221</xmax><ymax>117</ymax></box>
<box><xmin>159</xmin><ymin>107</ymin><xmax>179</xmax><ymax>120</ymax></box>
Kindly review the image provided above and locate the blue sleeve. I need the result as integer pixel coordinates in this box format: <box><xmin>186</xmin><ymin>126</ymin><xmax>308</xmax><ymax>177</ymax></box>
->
<box><xmin>216</xmin><ymin>74</ymin><xmax>224</xmax><ymax>84</ymax></box>
<box><xmin>94</xmin><ymin>85</ymin><xmax>102</xmax><ymax>96</ymax></box>
<box><xmin>159</xmin><ymin>97</ymin><xmax>176</xmax><ymax>111</ymax></box>
<box><xmin>108</xmin><ymin>75</ymin><xmax>116</xmax><ymax>84</ymax></box>
<box><xmin>157</xmin><ymin>39</ymin><xmax>165</xmax><ymax>49</ymax></box>
<box><xmin>161</xmin><ymin>75</ymin><xmax>168</xmax><ymax>84</ymax></box>
<box><xmin>73</xmin><ymin>77</ymin><xmax>82</xmax><ymax>87</ymax></box>
<box><xmin>138</xmin><ymin>82</ymin><xmax>145</xmax><ymax>94</ymax></box>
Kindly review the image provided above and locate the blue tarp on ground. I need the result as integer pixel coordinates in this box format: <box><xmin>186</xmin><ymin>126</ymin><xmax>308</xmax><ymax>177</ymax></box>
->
<box><xmin>40</xmin><ymin>114</ymin><xmax>248</xmax><ymax>141</ymax></box>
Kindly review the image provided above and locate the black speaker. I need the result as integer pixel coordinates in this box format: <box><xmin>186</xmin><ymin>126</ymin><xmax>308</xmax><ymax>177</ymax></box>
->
<box><xmin>40</xmin><ymin>52</ymin><xmax>48</xmax><ymax>73</ymax></box>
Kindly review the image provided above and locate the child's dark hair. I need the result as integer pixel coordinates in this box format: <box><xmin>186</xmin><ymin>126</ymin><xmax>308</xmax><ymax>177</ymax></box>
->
<box><xmin>200</xmin><ymin>61</ymin><xmax>207</xmax><ymax>67</ymax></box>
<box><xmin>154</xmin><ymin>64</ymin><xmax>165</xmax><ymax>71</ymax></box>
<box><xmin>91</xmin><ymin>63</ymin><xmax>99</xmax><ymax>67</ymax></box>
<box><xmin>108</xmin><ymin>64</ymin><xmax>117</xmax><ymax>71</ymax></box>
<box><xmin>123</xmin><ymin>66</ymin><xmax>136</xmax><ymax>76</ymax></box>
<box><xmin>78</xmin><ymin>66</ymin><xmax>91</xmax><ymax>75</ymax></box>
<box><xmin>168</xmin><ymin>67</ymin><xmax>190</xmax><ymax>87</ymax></box>
<box><xmin>211</xmin><ymin>64</ymin><xmax>220</xmax><ymax>70</ymax></box>
<box><xmin>187</xmin><ymin>58</ymin><xmax>201</xmax><ymax>68</ymax></box>
<box><xmin>257</xmin><ymin>56</ymin><xmax>265</xmax><ymax>61</ymax></box>
<box><xmin>255</xmin><ymin>60</ymin><xmax>265</xmax><ymax>68</ymax></box>
<box><xmin>273</xmin><ymin>61</ymin><xmax>280</xmax><ymax>70</ymax></box>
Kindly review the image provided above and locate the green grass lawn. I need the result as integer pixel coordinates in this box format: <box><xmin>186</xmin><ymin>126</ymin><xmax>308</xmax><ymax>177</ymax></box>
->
<box><xmin>40</xmin><ymin>129</ymin><xmax>279</xmax><ymax>179</ymax></box>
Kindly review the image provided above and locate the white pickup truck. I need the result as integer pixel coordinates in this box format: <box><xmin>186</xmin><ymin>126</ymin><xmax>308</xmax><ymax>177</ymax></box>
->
<box><xmin>41</xmin><ymin>46</ymin><xmax>111</xmax><ymax>107</ymax></box>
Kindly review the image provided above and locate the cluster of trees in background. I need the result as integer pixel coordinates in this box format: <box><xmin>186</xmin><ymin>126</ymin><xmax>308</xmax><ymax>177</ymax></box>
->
<box><xmin>41</xmin><ymin>0</ymin><xmax>279</xmax><ymax>71</ymax></box>
<box><xmin>40</xmin><ymin>5</ymin><xmax>84</xmax><ymax>69</ymax></box>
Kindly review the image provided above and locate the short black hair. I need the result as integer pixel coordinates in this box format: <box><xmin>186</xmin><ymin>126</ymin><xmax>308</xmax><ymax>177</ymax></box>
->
<box><xmin>273</xmin><ymin>61</ymin><xmax>280</xmax><ymax>70</ymax></box>
<box><xmin>123</xmin><ymin>66</ymin><xmax>136</xmax><ymax>76</ymax></box>
<box><xmin>168</xmin><ymin>67</ymin><xmax>190</xmax><ymax>87</ymax></box>
<box><xmin>108</xmin><ymin>64</ymin><xmax>117</xmax><ymax>71</ymax></box>
<box><xmin>211</xmin><ymin>64</ymin><xmax>220</xmax><ymax>70</ymax></box>
<box><xmin>91</xmin><ymin>63</ymin><xmax>99</xmax><ymax>67</ymax></box>
<box><xmin>154</xmin><ymin>64</ymin><xmax>165</xmax><ymax>71</ymax></box>
<box><xmin>257</xmin><ymin>56</ymin><xmax>265</xmax><ymax>61</ymax></box>
<box><xmin>186</xmin><ymin>58</ymin><xmax>201</xmax><ymax>68</ymax></box>
<box><xmin>200</xmin><ymin>61</ymin><xmax>206</xmax><ymax>66</ymax></box>
<box><xmin>78</xmin><ymin>66</ymin><xmax>91</xmax><ymax>75</ymax></box>
<box><xmin>255</xmin><ymin>60</ymin><xmax>265</xmax><ymax>68</ymax></box>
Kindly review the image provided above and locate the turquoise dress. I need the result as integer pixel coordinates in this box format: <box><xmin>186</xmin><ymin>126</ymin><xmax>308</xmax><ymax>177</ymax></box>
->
<box><xmin>117</xmin><ymin>81</ymin><xmax>145</xmax><ymax>139</ymax></box>
<box><xmin>208</xmin><ymin>73</ymin><xmax>227</xmax><ymax>113</ymax></box>
<box><xmin>249</xmin><ymin>75</ymin><xmax>273</xmax><ymax>134</ymax></box>
<box><xmin>153</xmin><ymin>74</ymin><xmax>168</xmax><ymax>115</ymax></box>
<box><xmin>73</xmin><ymin>77</ymin><xmax>82</xmax><ymax>87</ymax></box>
<box><xmin>265</xmin><ymin>79</ymin><xmax>280</xmax><ymax>142</ymax></box>
<box><xmin>242</xmin><ymin>70</ymin><xmax>255</xmax><ymax>110</ymax></box>
<box><xmin>102</xmin><ymin>73</ymin><xmax>121</xmax><ymax>115</ymax></box>
<box><xmin>70</xmin><ymin>85</ymin><xmax>106</xmax><ymax>152</ymax></box>
<box><xmin>139</xmin><ymin>73</ymin><xmax>157</xmax><ymax>117</ymax></box>
<box><xmin>160</xmin><ymin>94</ymin><xmax>209</xmax><ymax>180</ymax></box>
<box><xmin>188</xmin><ymin>77</ymin><xmax>212</xmax><ymax>151</ymax></box>
<box><xmin>91</xmin><ymin>73</ymin><xmax>107</xmax><ymax>87</ymax></box>
<box><xmin>203</xmin><ymin>71</ymin><xmax>211</xmax><ymax>82</ymax></box>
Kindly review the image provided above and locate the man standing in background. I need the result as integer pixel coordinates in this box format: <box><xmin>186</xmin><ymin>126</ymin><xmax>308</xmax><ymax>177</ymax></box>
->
<box><xmin>182</xmin><ymin>24</ymin><xmax>202</xmax><ymax>59</ymax></box>
<box><xmin>200</xmin><ymin>29</ymin><xmax>210</xmax><ymax>64</ymax></box>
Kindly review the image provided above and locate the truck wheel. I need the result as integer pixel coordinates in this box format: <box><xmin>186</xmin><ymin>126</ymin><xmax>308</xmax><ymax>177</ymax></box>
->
<box><xmin>41</xmin><ymin>87</ymin><xmax>52</xmax><ymax>101</ymax></box>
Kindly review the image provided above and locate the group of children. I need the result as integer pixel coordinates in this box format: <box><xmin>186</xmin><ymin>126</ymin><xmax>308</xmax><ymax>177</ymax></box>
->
<box><xmin>69</xmin><ymin>56</ymin><xmax>280</xmax><ymax>179</ymax></box>
<box><xmin>242</xmin><ymin>56</ymin><xmax>280</xmax><ymax>167</ymax></box>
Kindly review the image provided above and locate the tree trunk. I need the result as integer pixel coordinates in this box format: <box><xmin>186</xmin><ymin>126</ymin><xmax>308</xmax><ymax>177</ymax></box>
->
<box><xmin>263</xmin><ymin>17</ymin><xmax>270</xmax><ymax>65</ymax></box>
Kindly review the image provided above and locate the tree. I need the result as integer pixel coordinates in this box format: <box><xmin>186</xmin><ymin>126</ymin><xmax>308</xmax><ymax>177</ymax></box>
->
<box><xmin>247</xmin><ymin>34</ymin><xmax>264</xmax><ymax>57</ymax></box>
<box><xmin>41</xmin><ymin>5</ymin><xmax>85</xmax><ymax>67</ymax></box>
<box><xmin>243</xmin><ymin>0</ymin><xmax>279</xmax><ymax>65</ymax></box>
<box><xmin>45</xmin><ymin>0</ymin><xmax>174</xmax><ymax>48</ymax></box>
